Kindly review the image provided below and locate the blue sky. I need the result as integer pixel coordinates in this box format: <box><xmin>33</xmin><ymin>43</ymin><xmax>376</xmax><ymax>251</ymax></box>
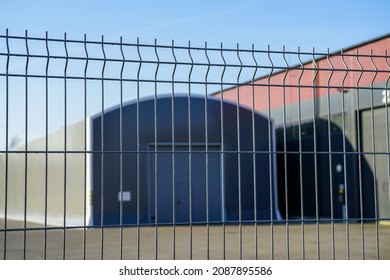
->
<box><xmin>1</xmin><ymin>0</ymin><xmax>389</xmax><ymax>52</ymax></box>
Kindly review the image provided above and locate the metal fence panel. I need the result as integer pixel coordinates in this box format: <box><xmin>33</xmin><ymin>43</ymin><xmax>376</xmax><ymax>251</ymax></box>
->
<box><xmin>0</xmin><ymin>30</ymin><xmax>389</xmax><ymax>260</ymax></box>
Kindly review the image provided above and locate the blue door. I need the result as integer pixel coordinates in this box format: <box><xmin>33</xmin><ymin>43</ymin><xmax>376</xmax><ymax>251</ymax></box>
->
<box><xmin>149</xmin><ymin>145</ymin><xmax>222</xmax><ymax>224</ymax></box>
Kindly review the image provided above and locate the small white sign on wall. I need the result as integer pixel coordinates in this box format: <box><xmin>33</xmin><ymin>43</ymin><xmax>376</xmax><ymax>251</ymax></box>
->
<box><xmin>382</xmin><ymin>90</ymin><xmax>390</xmax><ymax>104</ymax></box>
<box><xmin>118</xmin><ymin>191</ymin><xmax>131</xmax><ymax>202</ymax></box>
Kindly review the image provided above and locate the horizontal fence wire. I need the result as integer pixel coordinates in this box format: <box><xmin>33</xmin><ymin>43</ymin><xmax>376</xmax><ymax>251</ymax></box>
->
<box><xmin>0</xmin><ymin>30</ymin><xmax>390</xmax><ymax>260</ymax></box>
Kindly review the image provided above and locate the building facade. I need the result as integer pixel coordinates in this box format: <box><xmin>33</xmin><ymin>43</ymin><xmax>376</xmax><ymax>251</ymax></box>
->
<box><xmin>212</xmin><ymin>34</ymin><xmax>390</xmax><ymax>221</ymax></box>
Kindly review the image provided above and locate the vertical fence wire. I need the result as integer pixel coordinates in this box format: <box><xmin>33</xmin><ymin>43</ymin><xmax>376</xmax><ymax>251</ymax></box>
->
<box><xmin>3</xmin><ymin>28</ymin><xmax>10</xmax><ymax>260</ymax></box>
<box><xmin>136</xmin><ymin>38</ymin><xmax>142</xmax><ymax>260</ymax></box>
<box><xmin>63</xmin><ymin>32</ymin><xmax>68</xmax><ymax>260</ymax></box>
<box><xmin>326</xmin><ymin>48</ymin><xmax>336</xmax><ymax>259</ymax></box>
<box><xmin>369</xmin><ymin>50</ymin><xmax>380</xmax><ymax>260</ymax></box>
<box><xmin>23</xmin><ymin>30</ymin><xmax>29</xmax><ymax>260</ymax></box>
<box><xmin>236</xmin><ymin>44</ymin><xmax>243</xmax><ymax>260</ymax></box>
<box><xmin>267</xmin><ymin>45</ymin><xmax>275</xmax><ymax>260</ymax></box>
<box><xmin>339</xmin><ymin>50</ymin><xmax>350</xmax><ymax>259</ymax></box>
<box><xmin>220</xmin><ymin>43</ymin><xmax>227</xmax><ymax>260</ymax></box>
<box><xmin>153</xmin><ymin>39</ymin><xmax>159</xmax><ymax>260</ymax></box>
<box><xmin>311</xmin><ymin>48</ymin><xmax>320</xmax><ymax>260</ymax></box>
<box><xmin>282</xmin><ymin>46</ymin><xmax>290</xmax><ymax>260</ymax></box>
<box><xmin>385</xmin><ymin>51</ymin><xmax>390</xmax><ymax>256</ymax></box>
<box><xmin>204</xmin><ymin>42</ymin><xmax>210</xmax><ymax>260</ymax></box>
<box><xmin>386</xmin><ymin>50</ymin><xmax>390</xmax><ymax>238</ymax></box>
<box><xmin>171</xmin><ymin>40</ymin><xmax>177</xmax><ymax>260</ymax></box>
<box><xmin>44</xmin><ymin>31</ymin><xmax>49</xmax><ymax>260</ymax></box>
<box><xmin>83</xmin><ymin>34</ymin><xmax>89</xmax><ymax>260</ymax></box>
<box><xmin>355</xmin><ymin>49</ymin><xmax>366</xmax><ymax>259</ymax></box>
<box><xmin>119</xmin><ymin>36</ymin><xmax>125</xmax><ymax>260</ymax></box>
<box><xmin>251</xmin><ymin>44</ymin><xmax>259</xmax><ymax>260</ymax></box>
<box><xmin>187</xmin><ymin>41</ymin><xmax>194</xmax><ymax>260</ymax></box>
<box><xmin>100</xmin><ymin>35</ymin><xmax>106</xmax><ymax>260</ymax></box>
<box><xmin>340</xmin><ymin>50</ymin><xmax>351</xmax><ymax>259</ymax></box>
<box><xmin>297</xmin><ymin>47</ymin><xmax>305</xmax><ymax>259</ymax></box>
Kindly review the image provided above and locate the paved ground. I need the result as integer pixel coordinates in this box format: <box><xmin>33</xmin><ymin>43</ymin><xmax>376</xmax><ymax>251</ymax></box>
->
<box><xmin>1</xmin><ymin>220</ymin><xmax>389</xmax><ymax>260</ymax></box>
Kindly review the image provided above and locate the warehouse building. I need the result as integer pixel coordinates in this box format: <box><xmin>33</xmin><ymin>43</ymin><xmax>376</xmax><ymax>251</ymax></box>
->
<box><xmin>212</xmin><ymin>34</ymin><xmax>390</xmax><ymax>221</ymax></box>
<box><xmin>0</xmin><ymin>95</ymin><xmax>282</xmax><ymax>226</ymax></box>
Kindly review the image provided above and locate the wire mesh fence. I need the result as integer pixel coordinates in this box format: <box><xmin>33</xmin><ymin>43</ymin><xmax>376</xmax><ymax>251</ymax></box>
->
<box><xmin>0</xmin><ymin>30</ymin><xmax>389</xmax><ymax>260</ymax></box>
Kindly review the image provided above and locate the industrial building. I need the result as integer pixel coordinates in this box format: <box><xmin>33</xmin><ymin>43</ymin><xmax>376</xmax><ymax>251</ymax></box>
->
<box><xmin>0</xmin><ymin>95</ymin><xmax>281</xmax><ymax>226</ymax></box>
<box><xmin>212</xmin><ymin>34</ymin><xmax>390</xmax><ymax>221</ymax></box>
<box><xmin>91</xmin><ymin>95</ymin><xmax>281</xmax><ymax>225</ymax></box>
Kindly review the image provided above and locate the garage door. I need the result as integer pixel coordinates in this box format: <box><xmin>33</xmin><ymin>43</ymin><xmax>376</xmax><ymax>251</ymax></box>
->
<box><xmin>149</xmin><ymin>145</ymin><xmax>222</xmax><ymax>224</ymax></box>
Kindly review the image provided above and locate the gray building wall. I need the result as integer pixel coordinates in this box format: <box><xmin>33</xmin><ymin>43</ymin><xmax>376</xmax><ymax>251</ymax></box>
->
<box><xmin>0</xmin><ymin>120</ymin><xmax>93</xmax><ymax>227</ymax></box>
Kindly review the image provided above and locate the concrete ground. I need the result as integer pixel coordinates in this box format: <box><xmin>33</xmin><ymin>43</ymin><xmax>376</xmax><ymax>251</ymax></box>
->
<box><xmin>1</xmin><ymin>220</ymin><xmax>389</xmax><ymax>260</ymax></box>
